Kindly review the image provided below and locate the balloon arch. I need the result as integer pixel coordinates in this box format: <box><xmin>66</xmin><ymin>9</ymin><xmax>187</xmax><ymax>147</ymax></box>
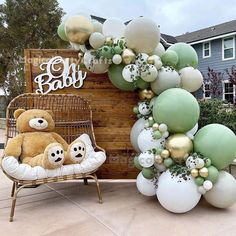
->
<box><xmin>57</xmin><ymin>15</ymin><xmax>236</xmax><ymax>213</ymax></box>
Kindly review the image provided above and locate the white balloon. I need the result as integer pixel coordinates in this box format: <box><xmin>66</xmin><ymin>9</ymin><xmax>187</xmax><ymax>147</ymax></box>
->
<box><xmin>151</xmin><ymin>66</ymin><xmax>180</xmax><ymax>94</ymax></box>
<box><xmin>92</xmin><ymin>20</ymin><xmax>103</xmax><ymax>33</ymax></box>
<box><xmin>130</xmin><ymin>118</ymin><xmax>147</xmax><ymax>152</ymax></box>
<box><xmin>138</xmin><ymin>151</ymin><xmax>155</xmax><ymax>168</ymax></box>
<box><xmin>203</xmin><ymin>180</ymin><xmax>213</xmax><ymax>191</ymax></box>
<box><xmin>148</xmin><ymin>55</ymin><xmax>162</xmax><ymax>69</ymax></box>
<box><xmin>122</xmin><ymin>64</ymin><xmax>140</xmax><ymax>82</ymax></box>
<box><xmin>136</xmin><ymin>172</ymin><xmax>156</xmax><ymax>196</ymax></box>
<box><xmin>83</xmin><ymin>50</ymin><xmax>109</xmax><ymax>74</ymax></box>
<box><xmin>138</xmin><ymin>102</ymin><xmax>152</xmax><ymax>116</ymax></box>
<box><xmin>198</xmin><ymin>186</ymin><xmax>207</xmax><ymax>195</ymax></box>
<box><xmin>186</xmin><ymin>123</ymin><xmax>198</xmax><ymax>140</ymax></box>
<box><xmin>138</xmin><ymin>128</ymin><xmax>166</xmax><ymax>152</ymax></box>
<box><xmin>125</xmin><ymin>17</ymin><xmax>160</xmax><ymax>54</ymax></box>
<box><xmin>152</xmin><ymin>43</ymin><xmax>165</xmax><ymax>57</ymax></box>
<box><xmin>204</xmin><ymin>171</ymin><xmax>236</xmax><ymax>208</ymax></box>
<box><xmin>112</xmin><ymin>54</ymin><xmax>122</xmax><ymax>64</ymax></box>
<box><xmin>162</xmin><ymin>131</ymin><xmax>169</xmax><ymax>138</ymax></box>
<box><xmin>135</xmin><ymin>53</ymin><xmax>149</xmax><ymax>67</ymax></box>
<box><xmin>89</xmin><ymin>32</ymin><xmax>105</xmax><ymax>49</ymax></box>
<box><xmin>156</xmin><ymin>170</ymin><xmax>201</xmax><ymax>213</ymax></box>
<box><xmin>179</xmin><ymin>67</ymin><xmax>203</xmax><ymax>92</ymax></box>
<box><xmin>102</xmin><ymin>18</ymin><xmax>125</xmax><ymax>38</ymax></box>
<box><xmin>158</xmin><ymin>123</ymin><xmax>168</xmax><ymax>133</ymax></box>
<box><xmin>140</xmin><ymin>65</ymin><xmax>158</xmax><ymax>82</ymax></box>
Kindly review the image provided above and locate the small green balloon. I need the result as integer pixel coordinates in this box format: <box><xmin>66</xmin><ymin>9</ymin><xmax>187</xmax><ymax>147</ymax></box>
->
<box><xmin>142</xmin><ymin>167</ymin><xmax>155</xmax><ymax>179</ymax></box>
<box><xmin>153</xmin><ymin>130</ymin><xmax>162</xmax><ymax>139</ymax></box>
<box><xmin>195</xmin><ymin>177</ymin><xmax>205</xmax><ymax>186</ymax></box>
<box><xmin>148</xmin><ymin>119</ymin><xmax>155</xmax><ymax>127</ymax></box>
<box><xmin>57</xmin><ymin>23</ymin><xmax>68</xmax><ymax>42</ymax></box>
<box><xmin>167</xmin><ymin>42</ymin><xmax>198</xmax><ymax>70</ymax></box>
<box><xmin>161</xmin><ymin>50</ymin><xmax>178</xmax><ymax>67</ymax></box>
<box><xmin>205</xmin><ymin>158</ymin><xmax>212</xmax><ymax>167</ymax></box>
<box><xmin>164</xmin><ymin>158</ymin><xmax>174</xmax><ymax>168</ymax></box>
<box><xmin>136</xmin><ymin>77</ymin><xmax>150</xmax><ymax>89</ymax></box>
<box><xmin>153</xmin><ymin>88</ymin><xmax>200</xmax><ymax>133</ymax></box>
<box><xmin>194</xmin><ymin>124</ymin><xmax>236</xmax><ymax>169</ymax></box>
<box><xmin>100</xmin><ymin>46</ymin><xmax>113</xmax><ymax>59</ymax></box>
<box><xmin>206</xmin><ymin>166</ymin><xmax>219</xmax><ymax>184</ymax></box>
<box><xmin>134</xmin><ymin>156</ymin><xmax>143</xmax><ymax>170</ymax></box>
<box><xmin>133</xmin><ymin>106</ymin><xmax>139</xmax><ymax>114</ymax></box>
<box><xmin>108</xmin><ymin>64</ymin><xmax>136</xmax><ymax>91</ymax></box>
<box><xmin>114</xmin><ymin>45</ymin><xmax>123</xmax><ymax>54</ymax></box>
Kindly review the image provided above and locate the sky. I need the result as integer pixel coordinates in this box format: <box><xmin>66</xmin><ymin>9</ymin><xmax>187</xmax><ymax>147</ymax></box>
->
<box><xmin>57</xmin><ymin>0</ymin><xmax>236</xmax><ymax>36</ymax></box>
<box><xmin>0</xmin><ymin>0</ymin><xmax>235</xmax><ymax>36</ymax></box>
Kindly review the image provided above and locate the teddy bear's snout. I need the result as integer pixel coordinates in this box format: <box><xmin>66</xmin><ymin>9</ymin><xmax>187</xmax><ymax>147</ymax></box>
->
<box><xmin>29</xmin><ymin>118</ymin><xmax>48</xmax><ymax>130</ymax></box>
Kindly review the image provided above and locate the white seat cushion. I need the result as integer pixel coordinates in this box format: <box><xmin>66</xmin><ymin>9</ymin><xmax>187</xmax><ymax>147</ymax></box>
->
<box><xmin>1</xmin><ymin>134</ymin><xmax>106</xmax><ymax>181</ymax></box>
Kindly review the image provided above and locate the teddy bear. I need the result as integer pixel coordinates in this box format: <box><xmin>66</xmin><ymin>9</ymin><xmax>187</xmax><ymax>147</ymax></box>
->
<box><xmin>4</xmin><ymin>109</ymin><xmax>86</xmax><ymax>169</ymax></box>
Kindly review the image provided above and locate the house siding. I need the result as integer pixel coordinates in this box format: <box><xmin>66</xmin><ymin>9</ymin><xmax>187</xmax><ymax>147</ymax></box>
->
<box><xmin>192</xmin><ymin>35</ymin><xmax>236</xmax><ymax>99</ymax></box>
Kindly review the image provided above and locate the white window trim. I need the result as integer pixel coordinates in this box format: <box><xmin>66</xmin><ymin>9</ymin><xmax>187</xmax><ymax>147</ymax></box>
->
<box><xmin>222</xmin><ymin>36</ymin><xmax>235</xmax><ymax>61</ymax></box>
<box><xmin>203</xmin><ymin>82</ymin><xmax>211</xmax><ymax>99</ymax></box>
<box><xmin>222</xmin><ymin>80</ymin><xmax>235</xmax><ymax>102</ymax></box>
<box><xmin>202</xmin><ymin>41</ymin><xmax>211</xmax><ymax>58</ymax></box>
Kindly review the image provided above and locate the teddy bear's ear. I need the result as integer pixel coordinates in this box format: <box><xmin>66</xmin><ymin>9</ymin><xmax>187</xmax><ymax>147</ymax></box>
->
<box><xmin>14</xmin><ymin>109</ymin><xmax>26</xmax><ymax>119</ymax></box>
<box><xmin>46</xmin><ymin>110</ymin><xmax>54</xmax><ymax>118</ymax></box>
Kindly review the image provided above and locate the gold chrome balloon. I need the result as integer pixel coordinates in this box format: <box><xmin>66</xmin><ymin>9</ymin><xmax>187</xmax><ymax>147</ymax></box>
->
<box><xmin>199</xmin><ymin>167</ymin><xmax>209</xmax><ymax>178</ymax></box>
<box><xmin>191</xmin><ymin>168</ymin><xmax>199</xmax><ymax>178</ymax></box>
<box><xmin>122</xmin><ymin>49</ymin><xmax>135</xmax><ymax>64</ymax></box>
<box><xmin>152</xmin><ymin>123</ymin><xmax>159</xmax><ymax>131</ymax></box>
<box><xmin>166</xmin><ymin>134</ymin><xmax>193</xmax><ymax>163</ymax></box>
<box><xmin>65</xmin><ymin>15</ymin><xmax>94</xmax><ymax>44</ymax></box>
<box><xmin>105</xmin><ymin>37</ymin><xmax>113</xmax><ymax>46</ymax></box>
<box><xmin>154</xmin><ymin>155</ymin><xmax>163</xmax><ymax>164</ymax></box>
<box><xmin>138</xmin><ymin>89</ymin><xmax>155</xmax><ymax>100</ymax></box>
<box><xmin>160</xmin><ymin>150</ymin><xmax>170</xmax><ymax>159</ymax></box>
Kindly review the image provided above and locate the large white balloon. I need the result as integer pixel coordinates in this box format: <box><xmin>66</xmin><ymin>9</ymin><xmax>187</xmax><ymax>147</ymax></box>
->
<box><xmin>137</xmin><ymin>128</ymin><xmax>166</xmax><ymax>152</ymax></box>
<box><xmin>125</xmin><ymin>17</ymin><xmax>160</xmax><ymax>54</ymax></box>
<box><xmin>185</xmin><ymin>123</ymin><xmax>198</xmax><ymax>140</ymax></box>
<box><xmin>156</xmin><ymin>170</ymin><xmax>201</xmax><ymax>213</ymax></box>
<box><xmin>102</xmin><ymin>18</ymin><xmax>125</xmax><ymax>38</ymax></box>
<box><xmin>136</xmin><ymin>172</ymin><xmax>156</xmax><ymax>196</ymax></box>
<box><xmin>130</xmin><ymin>118</ymin><xmax>147</xmax><ymax>152</ymax></box>
<box><xmin>179</xmin><ymin>67</ymin><xmax>203</xmax><ymax>92</ymax></box>
<box><xmin>89</xmin><ymin>32</ymin><xmax>105</xmax><ymax>49</ymax></box>
<box><xmin>92</xmin><ymin>20</ymin><xmax>103</xmax><ymax>33</ymax></box>
<box><xmin>152</xmin><ymin>43</ymin><xmax>165</xmax><ymax>57</ymax></box>
<box><xmin>204</xmin><ymin>171</ymin><xmax>236</xmax><ymax>208</ymax></box>
<box><xmin>151</xmin><ymin>66</ymin><xmax>180</xmax><ymax>94</ymax></box>
<box><xmin>83</xmin><ymin>50</ymin><xmax>109</xmax><ymax>74</ymax></box>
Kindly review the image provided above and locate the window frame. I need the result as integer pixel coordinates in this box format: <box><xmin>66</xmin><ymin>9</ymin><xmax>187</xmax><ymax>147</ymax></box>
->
<box><xmin>203</xmin><ymin>82</ymin><xmax>211</xmax><ymax>99</ymax></box>
<box><xmin>222</xmin><ymin>80</ymin><xmax>235</xmax><ymax>103</ymax></box>
<box><xmin>222</xmin><ymin>36</ymin><xmax>235</xmax><ymax>61</ymax></box>
<box><xmin>202</xmin><ymin>41</ymin><xmax>211</xmax><ymax>58</ymax></box>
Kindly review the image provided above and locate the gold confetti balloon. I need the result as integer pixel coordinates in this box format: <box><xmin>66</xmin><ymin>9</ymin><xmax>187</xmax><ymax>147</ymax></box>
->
<box><xmin>191</xmin><ymin>168</ymin><xmax>199</xmax><ymax>178</ymax></box>
<box><xmin>139</xmin><ymin>89</ymin><xmax>155</xmax><ymax>100</ymax></box>
<box><xmin>166</xmin><ymin>134</ymin><xmax>193</xmax><ymax>162</ymax></box>
<box><xmin>199</xmin><ymin>167</ymin><xmax>209</xmax><ymax>178</ymax></box>
<box><xmin>154</xmin><ymin>155</ymin><xmax>163</xmax><ymax>164</ymax></box>
<box><xmin>65</xmin><ymin>15</ymin><xmax>94</xmax><ymax>44</ymax></box>
<box><xmin>160</xmin><ymin>150</ymin><xmax>170</xmax><ymax>159</ymax></box>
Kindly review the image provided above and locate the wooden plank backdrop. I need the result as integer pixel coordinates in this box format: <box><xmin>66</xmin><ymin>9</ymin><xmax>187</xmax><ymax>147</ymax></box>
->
<box><xmin>24</xmin><ymin>49</ymin><xmax>139</xmax><ymax>179</ymax></box>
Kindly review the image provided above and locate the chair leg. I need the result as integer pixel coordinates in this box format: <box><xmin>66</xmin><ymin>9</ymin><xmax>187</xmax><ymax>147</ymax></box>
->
<box><xmin>11</xmin><ymin>182</ymin><xmax>16</xmax><ymax>197</ymax></box>
<box><xmin>83</xmin><ymin>178</ymin><xmax>88</xmax><ymax>185</ymax></box>
<box><xmin>93</xmin><ymin>173</ymin><xmax>103</xmax><ymax>204</ymax></box>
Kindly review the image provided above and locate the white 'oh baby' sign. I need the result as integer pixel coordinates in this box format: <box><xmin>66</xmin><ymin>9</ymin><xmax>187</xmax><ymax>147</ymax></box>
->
<box><xmin>34</xmin><ymin>56</ymin><xmax>87</xmax><ymax>94</ymax></box>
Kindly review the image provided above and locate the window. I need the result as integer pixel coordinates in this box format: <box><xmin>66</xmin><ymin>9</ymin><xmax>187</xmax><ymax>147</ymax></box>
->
<box><xmin>203</xmin><ymin>82</ymin><xmax>211</xmax><ymax>99</ymax></box>
<box><xmin>222</xmin><ymin>37</ymin><xmax>235</xmax><ymax>60</ymax></box>
<box><xmin>223</xmin><ymin>81</ymin><xmax>235</xmax><ymax>103</ymax></box>
<box><xmin>203</xmin><ymin>42</ymin><xmax>211</xmax><ymax>58</ymax></box>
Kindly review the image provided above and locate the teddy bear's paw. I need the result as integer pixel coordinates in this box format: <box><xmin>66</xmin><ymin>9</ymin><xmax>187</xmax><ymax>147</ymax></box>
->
<box><xmin>46</xmin><ymin>143</ymin><xmax>65</xmax><ymax>167</ymax></box>
<box><xmin>68</xmin><ymin>140</ymin><xmax>86</xmax><ymax>163</ymax></box>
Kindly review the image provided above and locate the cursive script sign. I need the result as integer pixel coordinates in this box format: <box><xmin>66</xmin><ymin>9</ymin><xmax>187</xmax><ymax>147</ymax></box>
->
<box><xmin>34</xmin><ymin>56</ymin><xmax>87</xmax><ymax>94</ymax></box>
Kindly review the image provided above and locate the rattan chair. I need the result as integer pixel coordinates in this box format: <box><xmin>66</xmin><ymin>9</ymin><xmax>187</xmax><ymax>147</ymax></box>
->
<box><xmin>0</xmin><ymin>93</ymin><xmax>105</xmax><ymax>222</ymax></box>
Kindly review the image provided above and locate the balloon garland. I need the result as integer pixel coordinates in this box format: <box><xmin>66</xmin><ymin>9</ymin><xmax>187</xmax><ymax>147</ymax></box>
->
<box><xmin>58</xmin><ymin>15</ymin><xmax>236</xmax><ymax>213</ymax></box>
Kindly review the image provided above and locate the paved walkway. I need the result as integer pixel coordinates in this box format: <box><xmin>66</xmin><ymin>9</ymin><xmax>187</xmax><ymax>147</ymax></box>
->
<box><xmin>0</xmin><ymin>128</ymin><xmax>236</xmax><ymax>236</ymax></box>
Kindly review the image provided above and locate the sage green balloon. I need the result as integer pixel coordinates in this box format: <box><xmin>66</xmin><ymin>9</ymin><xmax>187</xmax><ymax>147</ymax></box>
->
<box><xmin>57</xmin><ymin>23</ymin><xmax>69</xmax><ymax>41</ymax></box>
<box><xmin>100</xmin><ymin>46</ymin><xmax>113</xmax><ymax>59</ymax></box>
<box><xmin>194</xmin><ymin>124</ymin><xmax>236</xmax><ymax>169</ymax></box>
<box><xmin>108</xmin><ymin>64</ymin><xmax>136</xmax><ymax>91</ymax></box>
<box><xmin>136</xmin><ymin>77</ymin><xmax>149</xmax><ymax>89</ymax></box>
<box><xmin>153</xmin><ymin>88</ymin><xmax>200</xmax><ymax>133</ymax></box>
<box><xmin>195</xmin><ymin>177</ymin><xmax>205</xmax><ymax>186</ymax></box>
<box><xmin>167</xmin><ymin>43</ymin><xmax>198</xmax><ymax>70</ymax></box>
<box><xmin>161</xmin><ymin>50</ymin><xmax>178</xmax><ymax>67</ymax></box>
<box><xmin>163</xmin><ymin>158</ymin><xmax>174</xmax><ymax>168</ymax></box>
<box><xmin>142</xmin><ymin>167</ymin><xmax>155</xmax><ymax>179</ymax></box>
<box><xmin>134</xmin><ymin>156</ymin><xmax>143</xmax><ymax>170</ymax></box>
<box><xmin>206</xmin><ymin>166</ymin><xmax>219</xmax><ymax>184</ymax></box>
